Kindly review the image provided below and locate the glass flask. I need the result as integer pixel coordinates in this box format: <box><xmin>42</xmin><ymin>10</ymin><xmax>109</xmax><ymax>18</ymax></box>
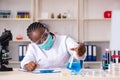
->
<box><xmin>66</xmin><ymin>54</ymin><xmax>83</xmax><ymax>75</ymax></box>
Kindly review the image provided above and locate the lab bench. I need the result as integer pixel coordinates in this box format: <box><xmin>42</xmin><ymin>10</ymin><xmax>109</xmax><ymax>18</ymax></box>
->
<box><xmin>0</xmin><ymin>68</ymin><xmax>120</xmax><ymax>80</ymax></box>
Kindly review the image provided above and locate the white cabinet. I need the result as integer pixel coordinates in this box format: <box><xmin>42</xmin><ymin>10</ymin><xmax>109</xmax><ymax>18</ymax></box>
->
<box><xmin>0</xmin><ymin>0</ymin><xmax>34</xmax><ymax>66</ymax></box>
<box><xmin>82</xmin><ymin>0</ymin><xmax>120</xmax><ymax>42</ymax></box>
<box><xmin>35</xmin><ymin>0</ymin><xmax>79</xmax><ymax>41</ymax></box>
<box><xmin>1</xmin><ymin>0</ymin><xmax>120</xmax><ymax>67</ymax></box>
<box><xmin>0</xmin><ymin>0</ymin><xmax>34</xmax><ymax>41</ymax></box>
<box><xmin>1</xmin><ymin>0</ymin><xmax>118</xmax><ymax>42</ymax></box>
<box><xmin>79</xmin><ymin>0</ymin><xmax>120</xmax><ymax>67</ymax></box>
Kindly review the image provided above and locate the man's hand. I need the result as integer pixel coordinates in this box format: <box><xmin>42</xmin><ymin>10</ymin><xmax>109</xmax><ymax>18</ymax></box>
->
<box><xmin>76</xmin><ymin>43</ymin><xmax>86</xmax><ymax>57</ymax></box>
<box><xmin>24</xmin><ymin>61</ymin><xmax>37</xmax><ymax>71</ymax></box>
<box><xmin>71</xmin><ymin>43</ymin><xmax>86</xmax><ymax>57</ymax></box>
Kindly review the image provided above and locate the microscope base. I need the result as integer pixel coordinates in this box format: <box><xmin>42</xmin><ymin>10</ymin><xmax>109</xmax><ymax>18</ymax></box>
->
<box><xmin>0</xmin><ymin>65</ymin><xmax>13</xmax><ymax>71</ymax></box>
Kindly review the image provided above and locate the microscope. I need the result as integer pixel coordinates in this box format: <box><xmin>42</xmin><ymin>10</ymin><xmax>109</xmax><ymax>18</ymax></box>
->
<box><xmin>0</xmin><ymin>29</ymin><xmax>13</xmax><ymax>71</ymax></box>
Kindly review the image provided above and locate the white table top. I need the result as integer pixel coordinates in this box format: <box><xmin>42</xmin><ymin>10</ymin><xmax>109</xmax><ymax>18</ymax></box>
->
<box><xmin>0</xmin><ymin>68</ymin><xmax>120</xmax><ymax>80</ymax></box>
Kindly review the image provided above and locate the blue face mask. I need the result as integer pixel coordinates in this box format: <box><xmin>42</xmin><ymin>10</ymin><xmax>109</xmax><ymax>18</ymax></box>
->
<box><xmin>39</xmin><ymin>35</ymin><xmax>53</xmax><ymax>50</ymax></box>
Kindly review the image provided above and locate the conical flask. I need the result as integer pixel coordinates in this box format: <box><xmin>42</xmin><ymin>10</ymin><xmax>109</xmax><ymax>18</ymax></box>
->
<box><xmin>66</xmin><ymin>54</ymin><xmax>82</xmax><ymax>75</ymax></box>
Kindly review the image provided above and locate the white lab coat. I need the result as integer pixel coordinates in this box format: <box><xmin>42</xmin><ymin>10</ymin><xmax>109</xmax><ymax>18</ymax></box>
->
<box><xmin>21</xmin><ymin>35</ymin><xmax>86</xmax><ymax>69</ymax></box>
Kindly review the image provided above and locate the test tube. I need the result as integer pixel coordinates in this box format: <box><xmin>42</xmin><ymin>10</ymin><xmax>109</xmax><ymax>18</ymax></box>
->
<box><xmin>106</xmin><ymin>49</ymin><xmax>110</xmax><ymax>64</ymax></box>
<box><xmin>110</xmin><ymin>50</ymin><xmax>112</xmax><ymax>63</ymax></box>
<box><xmin>116</xmin><ymin>50</ymin><xmax>119</xmax><ymax>63</ymax></box>
<box><xmin>113</xmin><ymin>50</ymin><xmax>116</xmax><ymax>63</ymax></box>
<box><xmin>118</xmin><ymin>51</ymin><xmax>120</xmax><ymax>63</ymax></box>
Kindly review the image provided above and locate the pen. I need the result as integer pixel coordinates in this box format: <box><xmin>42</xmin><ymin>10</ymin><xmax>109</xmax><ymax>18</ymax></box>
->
<box><xmin>36</xmin><ymin>59</ymin><xmax>41</xmax><ymax>67</ymax></box>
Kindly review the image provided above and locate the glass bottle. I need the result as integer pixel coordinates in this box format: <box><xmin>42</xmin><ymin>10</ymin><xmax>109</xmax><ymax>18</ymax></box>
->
<box><xmin>102</xmin><ymin>54</ymin><xmax>109</xmax><ymax>70</ymax></box>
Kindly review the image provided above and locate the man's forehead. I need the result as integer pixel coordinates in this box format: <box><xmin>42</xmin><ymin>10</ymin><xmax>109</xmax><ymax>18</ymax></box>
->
<box><xmin>30</xmin><ymin>29</ymin><xmax>44</xmax><ymax>38</ymax></box>
<box><xmin>32</xmin><ymin>31</ymin><xmax>40</xmax><ymax>36</ymax></box>
<box><xmin>34</xmin><ymin>28</ymin><xmax>44</xmax><ymax>34</ymax></box>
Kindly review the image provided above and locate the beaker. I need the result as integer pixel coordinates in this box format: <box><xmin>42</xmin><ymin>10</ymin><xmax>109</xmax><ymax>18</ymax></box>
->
<box><xmin>66</xmin><ymin>55</ymin><xmax>83</xmax><ymax>75</ymax></box>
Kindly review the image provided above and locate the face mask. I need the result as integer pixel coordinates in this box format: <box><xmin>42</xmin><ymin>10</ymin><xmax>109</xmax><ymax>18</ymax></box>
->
<box><xmin>38</xmin><ymin>35</ymin><xmax>53</xmax><ymax>50</ymax></box>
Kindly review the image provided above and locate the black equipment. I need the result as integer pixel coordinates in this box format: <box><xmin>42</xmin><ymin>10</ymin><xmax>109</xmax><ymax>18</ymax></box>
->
<box><xmin>0</xmin><ymin>29</ymin><xmax>13</xmax><ymax>71</ymax></box>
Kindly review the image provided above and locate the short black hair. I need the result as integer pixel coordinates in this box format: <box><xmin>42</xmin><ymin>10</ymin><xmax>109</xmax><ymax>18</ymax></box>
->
<box><xmin>27</xmin><ymin>22</ymin><xmax>48</xmax><ymax>39</ymax></box>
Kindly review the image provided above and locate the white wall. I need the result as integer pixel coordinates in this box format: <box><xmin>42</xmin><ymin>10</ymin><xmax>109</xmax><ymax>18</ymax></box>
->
<box><xmin>110</xmin><ymin>10</ymin><xmax>120</xmax><ymax>50</ymax></box>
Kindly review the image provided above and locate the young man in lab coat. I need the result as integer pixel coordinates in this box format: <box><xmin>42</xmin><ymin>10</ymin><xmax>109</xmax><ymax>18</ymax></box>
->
<box><xmin>21</xmin><ymin>22</ymin><xmax>86</xmax><ymax>71</ymax></box>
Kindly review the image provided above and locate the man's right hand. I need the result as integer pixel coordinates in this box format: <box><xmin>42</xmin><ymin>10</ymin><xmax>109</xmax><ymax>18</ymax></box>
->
<box><xmin>24</xmin><ymin>61</ymin><xmax>37</xmax><ymax>71</ymax></box>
